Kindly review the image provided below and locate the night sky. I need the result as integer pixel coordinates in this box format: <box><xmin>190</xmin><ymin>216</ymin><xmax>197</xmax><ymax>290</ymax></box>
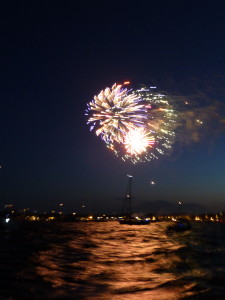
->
<box><xmin>1</xmin><ymin>0</ymin><xmax>225</xmax><ymax>214</ymax></box>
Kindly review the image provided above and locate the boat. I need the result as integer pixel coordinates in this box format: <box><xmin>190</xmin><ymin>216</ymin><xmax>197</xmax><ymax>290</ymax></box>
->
<box><xmin>119</xmin><ymin>175</ymin><xmax>150</xmax><ymax>225</ymax></box>
<box><xmin>167</xmin><ymin>218</ymin><xmax>191</xmax><ymax>232</ymax></box>
<box><xmin>119</xmin><ymin>217</ymin><xmax>150</xmax><ymax>225</ymax></box>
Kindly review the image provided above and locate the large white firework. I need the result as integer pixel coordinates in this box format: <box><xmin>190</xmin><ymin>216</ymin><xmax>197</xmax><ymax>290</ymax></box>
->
<box><xmin>86</xmin><ymin>83</ymin><xmax>146</xmax><ymax>143</ymax></box>
<box><xmin>124</xmin><ymin>127</ymin><xmax>155</xmax><ymax>156</ymax></box>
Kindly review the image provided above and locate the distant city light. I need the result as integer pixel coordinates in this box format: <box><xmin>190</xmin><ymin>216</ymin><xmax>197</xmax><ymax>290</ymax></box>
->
<box><xmin>196</xmin><ymin>119</ymin><xmax>203</xmax><ymax>124</ymax></box>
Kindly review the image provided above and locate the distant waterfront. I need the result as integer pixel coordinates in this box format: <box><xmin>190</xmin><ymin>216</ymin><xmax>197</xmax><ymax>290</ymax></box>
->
<box><xmin>1</xmin><ymin>207</ymin><xmax>225</xmax><ymax>224</ymax></box>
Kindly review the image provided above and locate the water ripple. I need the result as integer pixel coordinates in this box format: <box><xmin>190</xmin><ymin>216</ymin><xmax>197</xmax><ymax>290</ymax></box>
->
<box><xmin>1</xmin><ymin>221</ymin><xmax>225</xmax><ymax>299</ymax></box>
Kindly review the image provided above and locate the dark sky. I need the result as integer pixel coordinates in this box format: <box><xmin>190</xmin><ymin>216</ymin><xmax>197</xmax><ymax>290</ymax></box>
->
<box><xmin>1</xmin><ymin>0</ymin><xmax>225</xmax><ymax>213</ymax></box>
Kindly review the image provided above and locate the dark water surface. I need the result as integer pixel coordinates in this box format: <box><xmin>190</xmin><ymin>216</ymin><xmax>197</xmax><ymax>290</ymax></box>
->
<box><xmin>1</xmin><ymin>221</ymin><xmax>225</xmax><ymax>299</ymax></box>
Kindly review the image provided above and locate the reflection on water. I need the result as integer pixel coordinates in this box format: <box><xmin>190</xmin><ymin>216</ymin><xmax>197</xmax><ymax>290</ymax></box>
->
<box><xmin>1</xmin><ymin>221</ymin><xmax>225</xmax><ymax>299</ymax></box>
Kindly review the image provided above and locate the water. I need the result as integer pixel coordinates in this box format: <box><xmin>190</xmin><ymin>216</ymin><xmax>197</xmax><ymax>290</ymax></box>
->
<box><xmin>1</xmin><ymin>221</ymin><xmax>225</xmax><ymax>299</ymax></box>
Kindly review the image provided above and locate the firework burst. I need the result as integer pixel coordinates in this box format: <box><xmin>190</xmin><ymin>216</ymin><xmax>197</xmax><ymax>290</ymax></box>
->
<box><xmin>86</xmin><ymin>84</ymin><xmax>178</xmax><ymax>163</ymax></box>
<box><xmin>86</xmin><ymin>83</ymin><xmax>146</xmax><ymax>144</ymax></box>
<box><xmin>120</xmin><ymin>88</ymin><xmax>177</xmax><ymax>163</ymax></box>
<box><xmin>124</xmin><ymin>127</ymin><xmax>155</xmax><ymax>156</ymax></box>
